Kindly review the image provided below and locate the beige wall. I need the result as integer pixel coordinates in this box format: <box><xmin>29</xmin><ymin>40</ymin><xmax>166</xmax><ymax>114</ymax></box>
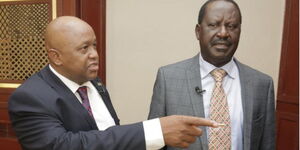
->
<box><xmin>106</xmin><ymin>0</ymin><xmax>285</xmax><ymax>124</ymax></box>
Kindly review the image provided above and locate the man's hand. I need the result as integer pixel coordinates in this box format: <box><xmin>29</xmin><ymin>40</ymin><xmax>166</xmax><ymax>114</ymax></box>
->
<box><xmin>160</xmin><ymin>115</ymin><xmax>218</xmax><ymax>148</ymax></box>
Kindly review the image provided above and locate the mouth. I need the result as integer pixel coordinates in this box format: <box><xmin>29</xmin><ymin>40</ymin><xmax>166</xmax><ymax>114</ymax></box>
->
<box><xmin>211</xmin><ymin>40</ymin><xmax>231</xmax><ymax>50</ymax></box>
<box><xmin>213</xmin><ymin>43</ymin><xmax>229</xmax><ymax>50</ymax></box>
<box><xmin>88</xmin><ymin>62</ymin><xmax>99</xmax><ymax>71</ymax></box>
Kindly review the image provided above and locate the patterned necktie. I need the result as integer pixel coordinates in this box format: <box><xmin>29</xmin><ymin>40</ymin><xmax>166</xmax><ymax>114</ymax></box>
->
<box><xmin>77</xmin><ymin>86</ymin><xmax>94</xmax><ymax>117</ymax></box>
<box><xmin>208</xmin><ymin>68</ymin><xmax>231</xmax><ymax>150</ymax></box>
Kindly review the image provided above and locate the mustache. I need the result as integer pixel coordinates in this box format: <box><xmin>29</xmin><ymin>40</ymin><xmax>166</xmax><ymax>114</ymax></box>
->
<box><xmin>211</xmin><ymin>39</ymin><xmax>232</xmax><ymax>46</ymax></box>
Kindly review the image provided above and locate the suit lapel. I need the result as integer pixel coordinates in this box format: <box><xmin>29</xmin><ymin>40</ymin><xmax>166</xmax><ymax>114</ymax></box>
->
<box><xmin>91</xmin><ymin>79</ymin><xmax>120</xmax><ymax>125</ymax></box>
<box><xmin>39</xmin><ymin>65</ymin><xmax>98</xmax><ymax>129</ymax></box>
<box><xmin>235</xmin><ymin>59</ymin><xmax>253</xmax><ymax>150</ymax></box>
<box><xmin>186</xmin><ymin>54</ymin><xmax>209</xmax><ymax>150</ymax></box>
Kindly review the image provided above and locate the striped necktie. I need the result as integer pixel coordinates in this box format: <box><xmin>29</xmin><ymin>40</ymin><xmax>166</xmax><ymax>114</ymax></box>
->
<box><xmin>77</xmin><ymin>86</ymin><xmax>94</xmax><ymax>117</ymax></box>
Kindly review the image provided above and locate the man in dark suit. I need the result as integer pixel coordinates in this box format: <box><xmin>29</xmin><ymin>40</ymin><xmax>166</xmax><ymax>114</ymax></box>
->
<box><xmin>8</xmin><ymin>16</ymin><xmax>220</xmax><ymax>150</ymax></box>
<box><xmin>148</xmin><ymin>0</ymin><xmax>276</xmax><ymax>149</ymax></box>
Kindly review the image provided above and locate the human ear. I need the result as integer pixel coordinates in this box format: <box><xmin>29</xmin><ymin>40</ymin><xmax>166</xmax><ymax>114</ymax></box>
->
<box><xmin>195</xmin><ymin>24</ymin><xmax>201</xmax><ymax>40</ymax></box>
<box><xmin>48</xmin><ymin>49</ymin><xmax>62</xmax><ymax>65</ymax></box>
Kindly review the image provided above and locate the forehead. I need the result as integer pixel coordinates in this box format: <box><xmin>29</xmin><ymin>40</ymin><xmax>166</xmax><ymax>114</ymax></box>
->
<box><xmin>52</xmin><ymin>28</ymin><xmax>95</xmax><ymax>52</ymax></box>
<box><xmin>64</xmin><ymin>25</ymin><xmax>96</xmax><ymax>43</ymax></box>
<box><xmin>204</xmin><ymin>1</ymin><xmax>240</xmax><ymax>22</ymax></box>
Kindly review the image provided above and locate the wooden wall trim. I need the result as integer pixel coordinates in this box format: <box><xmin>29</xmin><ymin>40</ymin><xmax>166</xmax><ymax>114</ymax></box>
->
<box><xmin>276</xmin><ymin>0</ymin><xmax>299</xmax><ymax>149</ymax></box>
<box><xmin>277</xmin><ymin>0</ymin><xmax>299</xmax><ymax>101</ymax></box>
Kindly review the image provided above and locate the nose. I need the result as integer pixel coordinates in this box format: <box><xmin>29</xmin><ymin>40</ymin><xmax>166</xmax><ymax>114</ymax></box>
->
<box><xmin>216</xmin><ymin>26</ymin><xmax>229</xmax><ymax>39</ymax></box>
<box><xmin>89</xmin><ymin>46</ymin><xmax>99</xmax><ymax>59</ymax></box>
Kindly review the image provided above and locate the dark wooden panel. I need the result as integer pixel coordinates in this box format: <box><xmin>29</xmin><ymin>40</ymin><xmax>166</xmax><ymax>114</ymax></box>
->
<box><xmin>56</xmin><ymin>0</ymin><xmax>79</xmax><ymax>17</ymax></box>
<box><xmin>276</xmin><ymin>101</ymin><xmax>298</xmax><ymax>114</ymax></box>
<box><xmin>0</xmin><ymin>88</ymin><xmax>16</xmax><ymax>102</ymax></box>
<box><xmin>0</xmin><ymin>88</ymin><xmax>15</xmax><ymax>121</ymax></box>
<box><xmin>0</xmin><ymin>137</ymin><xmax>21</xmax><ymax>150</ymax></box>
<box><xmin>0</xmin><ymin>88</ymin><xmax>17</xmax><ymax>140</ymax></box>
<box><xmin>0</xmin><ymin>120</ymin><xmax>16</xmax><ymax>138</ymax></box>
<box><xmin>276</xmin><ymin>112</ymin><xmax>298</xmax><ymax>150</ymax></box>
<box><xmin>277</xmin><ymin>0</ymin><xmax>299</xmax><ymax>103</ymax></box>
<box><xmin>276</xmin><ymin>0</ymin><xmax>299</xmax><ymax>149</ymax></box>
<box><xmin>0</xmin><ymin>106</ymin><xmax>9</xmax><ymax>121</ymax></box>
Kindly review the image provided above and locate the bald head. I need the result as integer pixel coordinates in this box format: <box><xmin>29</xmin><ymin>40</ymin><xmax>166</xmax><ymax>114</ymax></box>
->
<box><xmin>45</xmin><ymin>16</ymin><xmax>94</xmax><ymax>51</ymax></box>
<box><xmin>45</xmin><ymin>16</ymin><xmax>99</xmax><ymax>84</ymax></box>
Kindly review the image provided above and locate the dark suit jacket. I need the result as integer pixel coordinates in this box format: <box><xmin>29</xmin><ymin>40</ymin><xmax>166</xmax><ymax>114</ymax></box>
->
<box><xmin>148</xmin><ymin>54</ymin><xmax>276</xmax><ymax>150</ymax></box>
<box><xmin>9</xmin><ymin>65</ymin><xmax>146</xmax><ymax>150</ymax></box>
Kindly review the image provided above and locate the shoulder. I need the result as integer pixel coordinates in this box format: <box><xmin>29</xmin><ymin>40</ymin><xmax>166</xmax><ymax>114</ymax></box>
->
<box><xmin>158</xmin><ymin>55</ymin><xmax>198</xmax><ymax>74</ymax></box>
<box><xmin>9</xmin><ymin>70</ymin><xmax>59</xmax><ymax>108</ymax></box>
<box><xmin>14</xmin><ymin>72</ymin><xmax>51</xmax><ymax>94</ymax></box>
<box><xmin>236</xmin><ymin>60</ymin><xmax>273</xmax><ymax>83</ymax></box>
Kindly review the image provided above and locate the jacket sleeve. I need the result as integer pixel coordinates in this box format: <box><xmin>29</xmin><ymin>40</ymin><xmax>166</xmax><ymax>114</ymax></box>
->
<box><xmin>148</xmin><ymin>68</ymin><xmax>167</xmax><ymax>119</ymax></box>
<box><xmin>9</xmin><ymin>89</ymin><xmax>146</xmax><ymax>150</ymax></box>
<box><xmin>259</xmin><ymin>78</ymin><xmax>276</xmax><ymax>150</ymax></box>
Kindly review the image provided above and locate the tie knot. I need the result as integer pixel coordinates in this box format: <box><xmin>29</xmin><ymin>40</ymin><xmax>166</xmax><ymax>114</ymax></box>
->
<box><xmin>77</xmin><ymin>86</ymin><xmax>88</xmax><ymax>96</ymax></box>
<box><xmin>210</xmin><ymin>68</ymin><xmax>227</xmax><ymax>82</ymax></box>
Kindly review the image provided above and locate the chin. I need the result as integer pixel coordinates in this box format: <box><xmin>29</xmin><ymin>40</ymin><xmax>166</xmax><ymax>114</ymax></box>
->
<box><xmin>88</xmin><ymin>75</ymin><xmax>97</xmax><ymax>81</ymax></box>
<box><xmin>209</xmin><ymin>55</ymin><xmax>230</xmax><ymax>66</ymax></box>
<box><xmin>212</xmin><ymin>54</ymin><xmax>227</xmax><ymax>61</ymax></box>
<box><xmin>212</xmin><ymin>50</ymin><xmax>233</xmax><ymax>58</ymax></box>
<box><xmin>217</xmin><ymin>59</ymin><xmax>232</xmax><ymax>66</ymax></box>
<box><xmin>87</xmin><ymin>70</ymin><xmax>98</xmax><ymax>77</ymax></box>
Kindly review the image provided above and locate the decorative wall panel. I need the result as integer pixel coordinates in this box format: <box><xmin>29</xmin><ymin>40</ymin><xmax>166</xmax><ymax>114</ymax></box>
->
<box><xmin>0</xmin><ymin>1</ymin><xmax>53</xmax><ymax>149</ymax></box>
<box><xmin>0</xmin><ymin>1</ymin><xmax>50</xmax><ymax>81</ymax></box>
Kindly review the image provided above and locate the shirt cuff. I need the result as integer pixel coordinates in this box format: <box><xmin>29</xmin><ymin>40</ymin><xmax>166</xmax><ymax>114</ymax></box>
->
<box><xmin>143</xmin><ymin>118</ymin><xmax>165</xmax><ymax>150</ymax></box>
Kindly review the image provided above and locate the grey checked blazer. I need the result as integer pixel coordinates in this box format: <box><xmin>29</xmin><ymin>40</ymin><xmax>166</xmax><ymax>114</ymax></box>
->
<box><xmin>148</xmin><ymin>54</ymin><xmax>275</xmax><ymax>150</ymax></box>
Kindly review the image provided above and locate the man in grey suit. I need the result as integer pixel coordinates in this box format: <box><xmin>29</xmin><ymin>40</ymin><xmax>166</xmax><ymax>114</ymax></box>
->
<box><xmin>148</xmin><ymin>0</ymin><xmax>276</xmax><ymax>150</ymax></box>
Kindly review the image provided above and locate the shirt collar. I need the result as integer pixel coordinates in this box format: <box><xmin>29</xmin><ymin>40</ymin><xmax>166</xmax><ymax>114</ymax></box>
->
<box><xmin>49</xmin><ymin>65</ymin><xmax>92</xmax><ymax>93</ymax></box>
<box><xmin>199</xmin><ymin>53</ymin><xmax>237</xmax><ymax>79</ymax></box>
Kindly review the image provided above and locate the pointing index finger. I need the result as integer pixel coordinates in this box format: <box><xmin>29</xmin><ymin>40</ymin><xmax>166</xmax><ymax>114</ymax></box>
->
<box><xmin>183</xmin><ymin>116</ymin><xmax>219</xmax><ymax>128</ymax></box>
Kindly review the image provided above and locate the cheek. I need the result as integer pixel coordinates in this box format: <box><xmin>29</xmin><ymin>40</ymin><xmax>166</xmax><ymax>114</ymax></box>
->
<box><xmin>204</xmin><ymin>32</ymin><xmax>216</xmax><ymax>42</ymax></box>
<box><xmin>69</xmin><ymin>60</ymin><xmax>87</xmax><ymax>75</ymax></box>
<box><xmin>231</xmin><ymin>30</ymin><xmax>241</xmax><ymax>41</ymax></box>
<box><xmin>200</xmin><ymin>34</ymin><xmax>213</xmax><ymax>44</ymax></box>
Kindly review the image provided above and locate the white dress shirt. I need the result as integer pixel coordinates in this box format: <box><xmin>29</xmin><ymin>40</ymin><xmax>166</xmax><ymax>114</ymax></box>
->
<box><xmin>49</xmin><ymin>65</ymin><xmax>164</xmax><ymax>150</ymax></box>
<box><xmin>199</xmin><ymin>54</ymin><xmax>243</xmax><ymax>150</ymax></box>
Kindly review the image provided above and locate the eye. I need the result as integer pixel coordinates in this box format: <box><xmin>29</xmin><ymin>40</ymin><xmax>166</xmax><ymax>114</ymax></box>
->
<box><xmin>83</xmin><ymin>45</ymin><xmax>89</xmax><ymax>50</ymax></box>
<box><xmin>227</xmin><ymin>24</ymin><xmax>238</xmax><ymax>30</ymax></box>
<box><xmin>79</xmin><ymin>45</ymin><xmax>88</xmax><ymax>54</ymax></box>
<box><xmin>93</xmin><ymin>43</ymin><xmax>97</xmax><ymax>48</ymax></box>
<box><xmin>208</xmin><ymin>23</ymin><xmax>219</xmax><ymax>29</ymax></box>
<box><xmin>208</xmin><ymin>23</ymin><xmax>217</xmax><ymax>28</ymax></box>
